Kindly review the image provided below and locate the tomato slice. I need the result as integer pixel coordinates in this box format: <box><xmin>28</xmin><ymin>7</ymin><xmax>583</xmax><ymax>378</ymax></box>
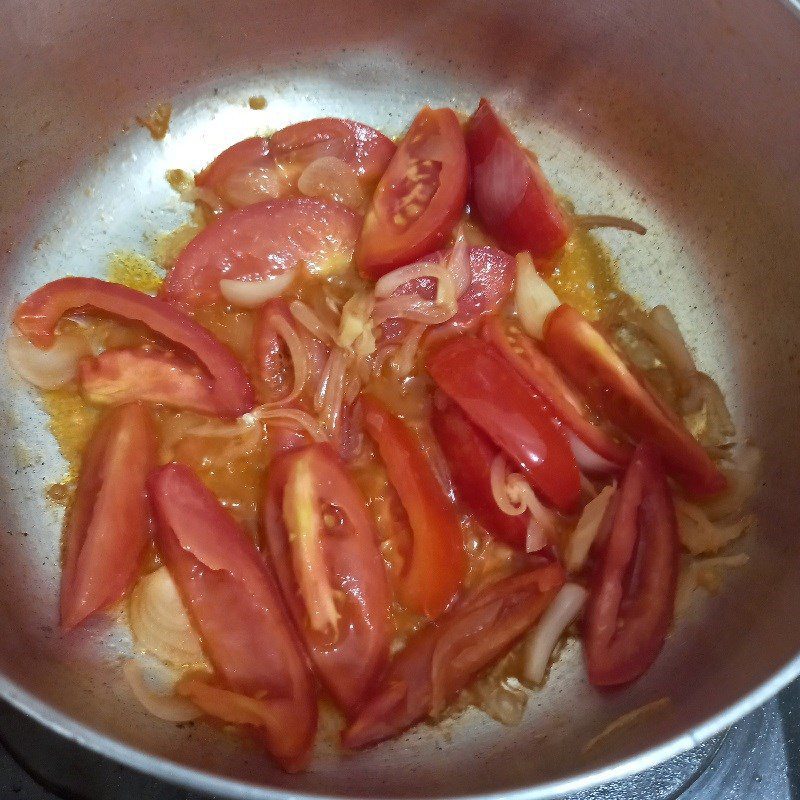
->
<box><xmin>431</xmin><ymin>399</ymin><xmax>527</xmax><ymax>549</ymax></box>
<box><xmin>263</xmin><ymin>444</ymin><xmax>391</xmax><ymax>716</ymax></box>
<box><xmin>357</xmin><ymin>107</ymin><xmax>468</xmax><ymax>280</ymax></box>
<box><xmin>466</xmin><ymin>98</ymin><xmax>569</xmax><ymax>260</ymax></box>
<box><xmin>426</xmin><ymin>337</ymin><xmax>581</xmax><ymax>513</ymax></box>
<box><xmin>543</xmin><ymin>304</ymin><xmax>727</xmax><ymax>496</ymax></box>
<box><xmin>161</xmin><ymin>198</ymin><xmax>361</xmax><ymax>307</ymax></box>
<box><xmin>380</xmin><ymin>245</ymin><xmax>516</xmax><ymax>344</ymax></box>
<box><xmin>79</xmin><ymin>347</ymin><xmax>217</xmax><ymax>414</ymax></box>
<box><xmin>13</xmin><ymin>277</ymin><xmax>254</xmax><ymax>418</ymax></box>
<box><xmin>149</xmin><ymin>462</ymin><xmax>317</xmax><ymax>772</ymax></box>
<box><xmin>60</xmin><ymin>403</ymin><xmax>157</xmax><ymax>630</ymax></box>
<box><xmin>584</xmin><ymin>443</ymin><xmax>679</xmax><ymax>687</ymax></box>
<box><xmin>361</xmin><ymin>396</ymin><xmax>466</xmax><ymax>618</ymax></box>
<box><xmin>482</xmin><ymin>317</ymin><xmax>632</xmax><ymax>466</ymax></box>
<box><xmin>196</xmin><ymin>119</ymin><xmax>395</xmax><ymax>208</ymax></box>
<box><xmin>342</xmin><ymin>562</ymin><xmax>563</xmax><ymax>749</ymax></box>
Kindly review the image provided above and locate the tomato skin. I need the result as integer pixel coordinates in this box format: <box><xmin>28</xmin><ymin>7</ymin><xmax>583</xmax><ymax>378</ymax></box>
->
<box><xmin>149</xmin><ymin>462</ymin><xmax>317</xmax><ymax>772</ymax></box>
<box><xmin>60</xmin><ymin>403</ymin><xmax>157</xmax><ymax>630</ymax></box>
<box><xmin>466</xmin><ymin>98</ymin><xmax>569</xmax><ymax>260</ymax></box>
<box><xmin>380</xmin><ymin>246</ymin><xmax>516</xmax><ymax>344</ymax></box>
<box><xmin>584</xmin><ymin>443</ymin><xmax>679</xmax><ymax>687</ymax></box>
<box><xmin>343</xmin><ymin>562</ymin><xmax>564</xmax><ymax>749</ymax></box>
<box><xmin>13</xmin><ymin>277</ymin><xmax>255</xmax><ymax>418</ymax></box>
<box><xmin>263</xmin><ymin>444</ymin><xmax>392</xmax><ymax>717</ymax></box>
<box><xmin>161</xmin><ymin>198</ymin><xmax>361</xmax><ymax>307</ymax></box>
<box><xmin>426</xmin><ymin>337</ymin><xmax>581</xmax><ymax>513</ymax></box>
<box><xmin>361</xmin><ymin>396</ymin><xmax>466</xmax><ymax>618</ymax></box>
<box><xmin>79</xmin><ymin>347</ymin><xmax>217</xmax><ymax>414</ymax></box>
<box><xmin>196</xmin><ymin>120</ymin><xmax>395</xmax><ymax>208</ymax></box>
<box><xmin>431</xmin><ymin>399</ymin><xmax>527</xmax><ymax>549</ymax></box>
<box><xmin>482</xmin><ymin>317</ymin><xmax>632</xmax><ymax>466</ymax></box>
<box><xmin>543</xmin><ymin>304</ymin><xmax>727</xmax><ymax>496</ymax></box>
<box><xmin>357</xmin><ymin>107</ymin><xmax>468</xmax><ymax>280</ymax></box>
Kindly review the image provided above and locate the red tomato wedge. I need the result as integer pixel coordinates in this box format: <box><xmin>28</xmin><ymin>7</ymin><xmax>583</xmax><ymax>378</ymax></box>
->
<box><xmin>263</xmin><ymin>444</ymin><xmax>392</xmax><ymax>716</ymax></box>
<box><xmin>161</xmin><ymin>198</ymin><xmax>361</xmax><ymax>307</ymax></box>
<box><xmin>342</xmin><ymin>562</ymin><xmax>564</xmax><ymax>749</ymax></box>
<box><xmin>13</xmin><ymin>277</ymin><xmax>255</xmax><ymax>418</ymax></box>
<box><xmin>380</xmin><ymin>245</ymin><xmax>516</xmax><ymax>344</ymax></box>
<box><xmin>466</xmin><ymin>98</ymin><xmax>569</xmax><ymax>260</ymax></box>
<box><xmin>361</xmin><ymin>396</ymin><xmax>466</xmax><ymax>618</ymax></box>
<box><xmin>584</xmin><ymin>443</ymin><xmax>679</xmax><ymax>687</ymax></box>
<box><xmin>149</xmin><ymin>462</ymin><xmax>317</xmax><ymax>772</ymax></box>
<box><xmin>79</xmin><ymin>348</ymin><xmax>217</xmax><ymax>414</ymax></box>
<box><xmin>543</xmin><ymin>304</ymin><xmax>727</xmax><ymax>496</ymax></box>
<box><xmin>60</xmin><ymin>403</ymin><xmax>157</xmax><ymax>631</ymax></box>
<box><xmin>196</xmin><ymin>119</ymin><xmax>395</xmax><ymax>208</ymax></box>
<box><xmin>431</xmin><ymin>399</ymin><xmax>527</xmax><ymax>549</ymax></box>
<box><xmin>482</xmin><ymin>317</ymin><xmax>632</xmax><ymax>466</ymax></box>
<box><xmin>426</xmin><ymin>337</ymin><xmax>580</xmax><ymax>513</ymax></box>
<box><xmin>357</xmin><ymin>107</ymin><xmax>468</xmax><ymax>280</ymax></box>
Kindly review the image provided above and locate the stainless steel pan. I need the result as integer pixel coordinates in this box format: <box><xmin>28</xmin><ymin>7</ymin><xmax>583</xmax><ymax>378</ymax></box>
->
<box><xmin>1</xmin><ymin>1</ymin><xmax>799</xmax><ymax>797</ymax></box>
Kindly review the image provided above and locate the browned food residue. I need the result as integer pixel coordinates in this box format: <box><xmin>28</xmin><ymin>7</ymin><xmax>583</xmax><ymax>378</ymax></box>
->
<box><xmin>136</xmin><ymin>103</ymin><xmax>172</xmax><ymax>140</ymax></box>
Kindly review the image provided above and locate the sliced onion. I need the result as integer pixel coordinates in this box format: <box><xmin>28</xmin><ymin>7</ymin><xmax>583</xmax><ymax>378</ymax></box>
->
<box><xmin>8</xmin><ymin>328</ymin><xmax>90</xmax><ymax>389</ymax></box>
<box><xmin>344</xmin><ymin>373</ymin><xmax>361</xmax><ymax>405</ymax></box>
<box><xmin>129</xmin><ymin>567</ymin><xmax>207</xmax><ymax>668</ymax></box>
<box><xmin>567</xmin><ymin>432</ymin><xmax>618</xmax><ymax>475</ymax></box>
<box><xmin>123</xmin><ymin>661</ymin><xmax>203</xmax><ymax>723</ymax></box>
<box><xmin>262</xmin><ymin>312</ymin><xmax>309</xmax><ymax>407</ymax></box>
<box><xmin>575</xmin><ymin>214</ymin><xmax>647</xmax><ymax>235</ymax></box>
<box><xmin>390</xmin><ymin>323</ymin><xmax>427</xmax><ymax>377</ymax></box>
<box><xmin>445</xmin><ymin>234</ymin><xmax>471</xmax><ymax>298</ymax></box>
<box><xmin>289</xmin><ymin>300</ymin><xmax>336</xmax><ymax>344</ymax></box>
<box><xmin>222</xmin><ymin>164</ymin><xmax>282</xmax><ymax>207</ymax></box>
<box><xmin>522</xmin><ymin>583</ymin><xmax>587</xmax><ymax>683</ymax></box>
<box><xmin>565</xmin><ymin>484</ymin><xmax>615</xmax><ymax>573</ymax></box>
<box><xmin>219</xmin><ymin>270</ymin><xmax>296</xmax><ymax>309</ymax></box>
<box><xmin>246</xmin><ymin>405</ymin><xmax>329</xmax><ymax>442</ymax></box>
<box><xmin>699</xmin><ymin>445</ymin><xmax>761</xmax><ymax>521</ymax></box>
<box><xmin>298</xmin><ymin>156</ymin><xmax>364</xmax><ymax>209</ymax></box>
<box><xmin>372</xmin><ymin>294</ymin><xmax>455</xmax><ymax>325</ymax></box>
<box><xmin>319</xmin><ymin>349</ymin><xmax>348</xmax><ymax>437</ymax></box>
<box><xmin>515</xmin><ymin>252</ymin><xmax>561</xmax><ymax>341</ymax></box>
<box><xmin>374</xmin><ymin>261</ymin><xmax>448</xmax><ymax>298</ymax></box>
<box><xmin>509</xmin><ymin>475</ymin><xmax>561</xmax><ymax>544</ymax></box>
<box><xmin>525</xmin><ymin>518</ymin><xmax>548</xmax><ymax>553</ymax></box>
<box><xmin>675</xmin><ymin>499</ymin><xmax>755</xmax><ymax>556</ymax></box>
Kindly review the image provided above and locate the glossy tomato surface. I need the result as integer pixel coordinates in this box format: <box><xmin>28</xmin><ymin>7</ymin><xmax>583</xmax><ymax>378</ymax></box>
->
<box><xmin>584</xmin><ymin>443</ymin><xmax>679</xmax><ymax>687</ymax></box>
<box><xmin>357</xmin><ymin>107</ymin><xmax>468</xmax><ymax>279</ymax></box>
<box><xmin>60</xmin><ymin>403</ymin><xmax>157</xmax><ymax>630</ymax></box>
<box><xmin>466</xmin><ymin>98</ymin><xmax>569</xmax><ymax>260</ymax></box>
<box><xmin>427</xmin><ymin>337</ymin><xmax>580</xmax><ymax>512</ymax></box>
<box><xmin>263</xmin><ymin>444</ymin><xmax>391</xmax><ymax>716</ymax></box>
<box><xmin>150</xmin><ymin>462</ymin><xmax>317</xmax><ymax>772</ymax></box>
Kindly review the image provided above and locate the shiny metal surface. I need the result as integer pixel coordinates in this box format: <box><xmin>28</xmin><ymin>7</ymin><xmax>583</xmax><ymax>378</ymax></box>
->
<box><xmin>0</xmin><ymin>1</ymin><xmax>799</xmax><ymax>798</ymax></box>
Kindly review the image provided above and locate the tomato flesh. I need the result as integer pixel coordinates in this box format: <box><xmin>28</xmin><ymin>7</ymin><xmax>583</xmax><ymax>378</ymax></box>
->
<box><xmin>362</xmin><ymin>395</ymin><xmax>466</xmax><ymax>618</ymax></box>
<box><xmin>343</xmin><ymin>562</ymin><xmax>563</xmax><ymax>749</ymax></box>
<box><xmin>14</xmin><ymin>276</ymin><xmax>255</xmax><ymax>418</ymax></box>
<box><xmin>162</xmin><ymin>198</ymin><xmax>361</xmax><ymax>307</ymax></box>
<box><xmin>466</xmin><ymin>98</ymin><xmax>569</xmax><ymax>260</ymax></box>
<box><xmin>357</xmin><ymin>107</ymin><xmax>468</xmax><ymax>280</ymax></box>
<box><xmin>150</xmin><ymin>462</ymin><xmax>317</xmax><ymax>772</ymax></box>
<box><xmin>263</xmin><ymin>444</ymin><xmax>391</xmax><ymax>716</ymax></box>
<box><xmin>431</xmin><ymin>399</ymin><xmax>527</xmax><ymax>549</ymax></box>
<box><xmin>482</xmin><ymin>316</ymin><xmax>632</xmax><ymax>466</ymax></box>
<box><xmin>426</xmin><ymin>337</ymin><xmax>581</xmax><ymax>513</ymax></box>
<box><xmin>543</xmin><ymin>304</ymin><xmax>727</xmax><ymax>496</ymax></box>
<box><xmin>584</xmin><ymin>443</ymin><xmax>679</xmax><ymax>687</ymax></box>
<box><xmin>60</xmin><ymin>403</ymin><xmax>157</xmax><ymax>630</ymax></box>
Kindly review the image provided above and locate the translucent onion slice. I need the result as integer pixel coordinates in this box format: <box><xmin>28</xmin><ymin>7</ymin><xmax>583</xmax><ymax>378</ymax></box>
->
<box><xmin>222</xmin><ymin>164</ymin><xmax>282</xmax><ymax>207</ymax></box>
<box><xmin>219</xmin><ymin>270</ymin><xmax>296</xmax><ymax>309</ymax></box>
<box><xmin>522</xmin><ymin>583</ymin><xmax>587</xmax><ymax>683</ymax></box>
<box><xmin>515</xmin><ymin>252</ymin><xmax>561</xmax><ymax>340</ymax></box>
<box><xmin>390</xmin><ymin>322</ymin><xmax>427</xmax><ymax>377</ymax></box>
<box><xmin>574</xmin><ymin>214</ymin><xmax>647</xmax><ymax>235</ymax></box>
<box><xmin>123</xmin><ymin>660</ymin><xmax>203</xmax><ymax>723</ymax></box>
<box><xmin>246</xmin><ymin>405</ymin><xmax>329</xmax><ymax>442</ymax></box>
<box><xmin>374</xmin><ymin>261</ymin><xmax>448</xmax><ymax>298</ymax></box>
<box><xmin>129</xmin><ymin>567</ymin><xmax>207</xmax><ymax>668</ymax></box>
<box><xmin>445</xmin><ymin>233</ymin><xmax>471</xmax><ymax>297</ymax></box>
<box><xmin>372</xmin><ymin>294</ymin><xmax>455</xmax><ymax>325</ymax></box>
<box><xmin>318</xmin><ymin>348</ymin><xmax>348</xmax><ymax>437</ymax></box>
<box><xmin>564</xmin><ymin>484</ymin><xmax>616</xmax><ymax>573</ymax></box>
<box><xmin>298</xmin><ymin>156</ymin><xmax>364</xmax><ymax>209</ymax></box>
<box><xmin>7</xmin><ymin>328</ymin><xmax>90</xmax><ymax>389</ymax></box>
<box><xmin>261</xmin><ymin>312</ymin><xmax>309</xmax><ymax>407</ymax></box>
<box><xmin>289</xmin><ymin>300</ymin><xmax>337</xmax><ymax>344</ymax></box>
<box><xmin>567</xmin><ymin>432</ymin><xmax>618</xmax><ymax>475</ymax></box>
<box><xmin>490</xmin><ymin>454</ymin><xmax>527</xmax><ymax>516</ymax></box>
<box><xmin>675</xmin><ymin>498</ymin><xmax>755</xmax><ymax>556</ymax></box>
